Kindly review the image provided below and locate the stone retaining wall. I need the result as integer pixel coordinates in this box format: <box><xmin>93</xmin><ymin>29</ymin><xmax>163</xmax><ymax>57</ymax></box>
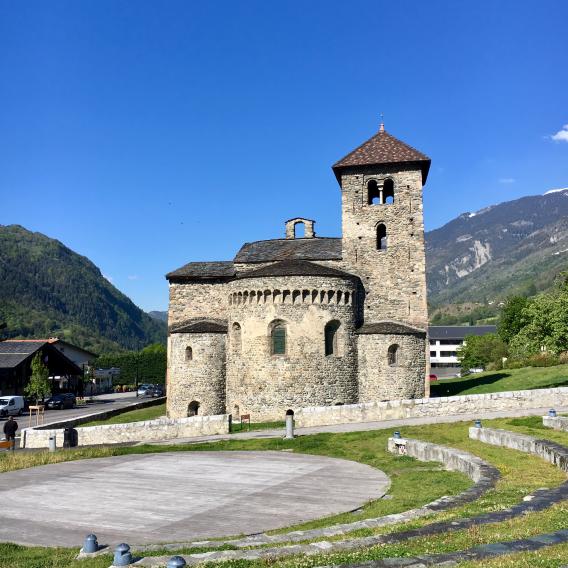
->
<box><xmin>37</xmin><ymin>397</ymin><xmax>166</xmax><ymax>430</ymax></box>
<box><xmin>294</xmin><ymin>387</ymin><xmax>568</xmax><ymax>428</ymax></box>
<box><xmin>387</xmin><ymin>437</ymin><xmax>498</xmax><ymax>483</ymax></box>
<box><xmin>22</xmin><ymin>414</ymin><xmax>230</xmax><ymax>449</ymax></box>
<box><xmin>543</xmin><ymin>415</ymin><xmax>568</xmax><ymax>432</ymax></box>
<box><xmin>469</xmin><ymin>426</ymin><xmax>568</xmax><ymax>472</ymax></box>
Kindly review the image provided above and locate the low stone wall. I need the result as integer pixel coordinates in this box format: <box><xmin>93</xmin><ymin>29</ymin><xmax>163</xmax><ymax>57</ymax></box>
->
<box><xmin>21</xmin><ymin>414</ymin><xmax>230</xmax><ymax>449</ymax></box>
<box><xmin>294</xmin><ymin>387</ymin><xmax>568</xmax><ymax>428</ymax></box>
<box><xmin>387</xmin><ymin>437</ymin><xmax>499</xmax><ymax>484</ymax></box>
<box><xmin>469</xmin><ymin>426</ymin><xmax>568</xmax><ymax>473</ymax></box>
<box><xmin>543</xmin><ymin>415</ymin><xmax>568</xmax><ymax>432</ymax></box>
<box><xmin>38</xmin><ymin>396</ymin><xmax>166</xmax><ymax>430</ymax></box>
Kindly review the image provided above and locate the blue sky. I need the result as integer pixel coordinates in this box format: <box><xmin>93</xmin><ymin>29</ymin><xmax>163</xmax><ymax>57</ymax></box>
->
<box><xmin>1</xmin><ymin>1</ymin><xmax>567</xmax><ymax>311</ymax></box>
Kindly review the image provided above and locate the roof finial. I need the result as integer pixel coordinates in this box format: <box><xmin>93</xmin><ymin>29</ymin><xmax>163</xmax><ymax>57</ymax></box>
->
<box><xmin>379</xmin><ymin>113</ymin><xmax>385</xmax><ymax>132</ymax></box>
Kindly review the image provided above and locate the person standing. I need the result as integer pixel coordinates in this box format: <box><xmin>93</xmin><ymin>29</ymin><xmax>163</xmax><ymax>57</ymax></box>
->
<box><xmin>3</xmin><ymin>416</ymin><xmax>18</xmax><ymax>451</ymax></box>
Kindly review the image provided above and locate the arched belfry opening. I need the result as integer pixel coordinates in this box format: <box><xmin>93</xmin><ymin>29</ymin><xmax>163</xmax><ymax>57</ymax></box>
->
<box><xmin>383</xmin><ymin>178</ymin><xmax>395</xmax><ymax>204</ymax></box>
<box><xmin>367</xmin><ymin>180</ymin><xmax>381</xmax><ymax>205</ymax></box>
<box><xmin>285</xmin><ymin>218</ymin><xmax>315</xmax><ymax>239</ymax></box>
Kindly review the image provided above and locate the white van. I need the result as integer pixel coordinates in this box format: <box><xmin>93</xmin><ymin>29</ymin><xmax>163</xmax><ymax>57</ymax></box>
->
<box><xmin>0</xmin><ymin>396</ymin><xmax>25</xmax><ymax>418</ymax></box>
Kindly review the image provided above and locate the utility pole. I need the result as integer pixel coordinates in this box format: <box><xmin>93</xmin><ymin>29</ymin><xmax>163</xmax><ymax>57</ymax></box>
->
<box><xmin>135</xmin><ymin>340</ymin><xmax>140</xmax><ymax>397</ymax></box>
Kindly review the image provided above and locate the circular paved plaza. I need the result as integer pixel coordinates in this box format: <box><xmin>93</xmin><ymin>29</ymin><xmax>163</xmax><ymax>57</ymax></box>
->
<box><xmin>0</xmin><ymin>451</ymin><xmax>390</xmax><ymax>547</ymax></box>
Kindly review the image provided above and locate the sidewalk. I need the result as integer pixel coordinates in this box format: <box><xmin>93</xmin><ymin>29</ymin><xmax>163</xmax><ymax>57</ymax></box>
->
<box><xmin>145</xmin><ymin>404</ymin><xmax>568</xmax><ymax>446</ymax></box>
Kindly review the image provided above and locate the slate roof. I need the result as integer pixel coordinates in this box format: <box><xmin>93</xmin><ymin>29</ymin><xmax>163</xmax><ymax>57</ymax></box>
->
<box><xmin>428</xmin><ymin>325</ymin><xmax>497</xmax><ymax>340</ymax></box>
<box><xmin>166</xmin><ymin>261</ymin><xmax>235</xmax><ymax>282</ymax></box>
<box><xmin>332</xmin><ymin>128</ymin><xmax>431</xmax><ymax>183</ymax></box>
<box><xmin>234</xmin><ymin>238</ymin><xmax>342</xmax><ymax>264</ymax></box>
<box><xmin>236</xmin><ymin>260</ymin><xmax>356</xmax><ymax>280</ymax></box>
<box><xmin>0</xmin><ymin>340</ymin><xmax>47</xmax><ymax>368</ymax></box>
<box><xmin>169</xmin><ymin>319</ymin><xmax>228</xmax><ymax>334</ymax></box>
<box><xmin>357</xmin><ymin>321</ymin><xmax>427</xmax><ymax>336</ymax></box>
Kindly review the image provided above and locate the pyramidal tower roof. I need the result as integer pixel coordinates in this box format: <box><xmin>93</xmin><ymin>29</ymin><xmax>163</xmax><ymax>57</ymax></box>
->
<box><xmin>332</xmin><ymin>122</ymin><xmax>431</xmax><ymax>183</ymax></box>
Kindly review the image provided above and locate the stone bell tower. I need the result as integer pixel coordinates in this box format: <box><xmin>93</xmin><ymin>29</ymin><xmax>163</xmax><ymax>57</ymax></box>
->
<box><xmin>332</xmin><ymin>122</ymin><xmax>430</xmax><ymax>329</ymax></box>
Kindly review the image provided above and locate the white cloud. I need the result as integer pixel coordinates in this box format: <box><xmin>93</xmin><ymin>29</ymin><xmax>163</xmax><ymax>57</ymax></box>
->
<box><xmin>103</xmin><ymin>274</ymin><xmax>114</xmax><ymax>284</ymax></box>
<box><xmin>499</xmin><ymin>177</ymin><xmax>515</xmax><ymax>184</ymax></box>
<box><xmin>551</xmin><ymin>124</ymin><xmax>568</xmax><ymax>142</ymax></box>
<box><xmin>128</xmin><ymin>275</ymin><xmax>140</xmax><ymax>281</ymax></box>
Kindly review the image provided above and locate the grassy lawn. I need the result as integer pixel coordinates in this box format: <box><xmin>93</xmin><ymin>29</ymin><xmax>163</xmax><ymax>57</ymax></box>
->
<box><xmin>1</xmin><ymin>415</ymin><xmax>568</xmax><ymax>567</ymax></box>
<box><xmin>79</xmin><ymin>403</ymin><xmax>167</xmax><ymax>426</ymax></box>
<box><xmin>230</xmin><ymin>420</ymin><xmax>285</xmax><ymax>433</ymax></box>
<box><xmin>431</xmin><ymin>364</ymin><xmax>568</xmax><ymax>397</ymax></box>
<box><xmin>457</xmin><ymin>542</ymin><xmax>568</xmax><ymax>567</ymax></box>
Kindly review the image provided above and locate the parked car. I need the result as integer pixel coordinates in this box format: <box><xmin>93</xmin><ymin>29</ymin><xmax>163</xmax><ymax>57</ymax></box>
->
<box><xmin>0</xmin><ymin>396</ymin><xmax>25</xmax><ymax>417</ymax></box>
<box><xmin>151</xmin><ymin>385</ymin><xmax>165</xmax><ymax>397</ymax></box>
<box><xmin>137</xmin><ymin>384</ymin><xmax>154</xmax><ymax>397</ymax></box>
<box><xmin>45</xmin><ymin>393</ymin><xmax>76</xmax><ymax>410</ymax></box>
<box><xmin>428</xmin><ymin>374</ymin><xmax>438</xmax><ymax>382</ymax></box>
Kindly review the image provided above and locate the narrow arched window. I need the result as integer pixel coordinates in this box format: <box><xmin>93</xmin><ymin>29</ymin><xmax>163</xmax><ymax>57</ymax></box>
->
<box><xmin>367</xmin><ymin>180</ymin><xmax>380</xmax><ymax>205</ymax></box>
<box><xmin>377</xmin><ymin>224</ymin><xmax>387</xmax><ymax>250</ymax></box>
<box><xmin>188</xmin><ymin>400</ymin><xmax>200</xmax><ymax>416</ymax></box>
<box><xmin>185</xmin><ymin>346</ymin><xmax>193</xmax><ymax>361</ymax></box>
<box><xmin>232</xmin><ymin>322</ymin><xmax>242</xmax><ymax>353</ymax></box>
<box><xmin>271</xmin><ymin>321</ymin><xmax>286</xmax><ymax>355</ymax></box>
<box><xmin>388</xmin><ymin>344</ymin><xmax>399</xmax><ymax>367</ymax></box>
<box><xmin>324</xmin><ymin>320</ymin><xmax>341</xmax><ymax>356</ymax></box>
<box><xmin>383</xmin><ymin>178</ymin><xmax>394</xmax><ymax>204</ymax></box>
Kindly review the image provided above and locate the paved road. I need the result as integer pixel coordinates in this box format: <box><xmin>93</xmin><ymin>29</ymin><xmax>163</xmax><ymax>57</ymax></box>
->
<box><xmin>0</xmin><ymin>451</ymin><xmax>390</xmax><ymax>547</ymax></box>
<box><xmin>12</xmin><ymin>393</ymin><xmax>149</xmax><ymax>428</ymax></box>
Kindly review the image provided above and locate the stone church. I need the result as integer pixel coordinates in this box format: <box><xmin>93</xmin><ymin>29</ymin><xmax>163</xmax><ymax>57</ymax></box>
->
<box><xmin>166</xmin><ymin>123</ymin><xmax>430</xmax><ymax>421</ymax></box>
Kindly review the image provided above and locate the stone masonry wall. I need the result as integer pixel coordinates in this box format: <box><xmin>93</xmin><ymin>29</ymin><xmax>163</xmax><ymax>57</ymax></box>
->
<box><xmin>226</xmin><ymin>275</ymin><xmax>358</xmax><ymax>421</ymax></box>
<box><xmin>167</xmin><ymin>332</ymin><xmax>226</xmax><ymax>419</ymax></box>
<box><xmin>338</xmin><ymin>165</ymin><xmax>428</xmax><ymax>330</ymax></box>
<box><xmin>294</xmin><ymin>387</ymin><xmax>568</xmax><ymax>428</ymax></box>
<box><xmin>22</xmin><ymin>414</ymin><xmax>229</xmax><ymax>449</ymax></box>
<box><xmin>358</xmin><ymin>332</ymin><xmax>426</xmax><ymax>401</ymax></box>
<box><xmin>168</xmin><ymin>280</ymin><xmax>230</xmax><ymax>327</ymax></box>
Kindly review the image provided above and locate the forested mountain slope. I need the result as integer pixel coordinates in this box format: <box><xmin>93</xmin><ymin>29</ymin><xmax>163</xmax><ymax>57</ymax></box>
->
<box><xmin>0</xmin><ymin>225</ymin><xmax>166</xmax><ymax>352</ymax></box>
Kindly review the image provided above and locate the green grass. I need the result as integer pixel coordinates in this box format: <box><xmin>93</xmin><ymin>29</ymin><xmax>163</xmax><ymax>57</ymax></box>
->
<box><xmin>457</xmin><ymin>541</ymin><xmax>568</xmax><ymax>567</ymax></box>
<box><xmin>229</xmin><ymin>420</ymin><xmax>285</xmax><ymax>433</ymax></box>
<box><xmin>431</xmin><ymin>364</ymin><xmax>568</xmax><ymax>397</ymax></box>
<box><xmin>1</xmin><ymin>415</ymin><xmax>568</xmax><ymax>567</ymax></box>
<box><xmin>78</xmin><ymin>403</ymin><xmax>167</xmax><ymax>426</ymax></box>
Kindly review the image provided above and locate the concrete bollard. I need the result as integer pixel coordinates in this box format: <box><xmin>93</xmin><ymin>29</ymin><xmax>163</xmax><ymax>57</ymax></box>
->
<box><xmin>167</xmin><ymin>556</ymin><xmax>187</xmax><ymax>568</ymax></box>
<box><xmin>113</xmin><ymin>543</ymin><xmax>132</xmax><ymax>566</ymax></box>
<box><xmin>83</xmin><ymin>533</ymin><xmax>98</xmax><ymax>554</ymax></box>
<box><xmin>549</xmin><ymin>409</ymin><xmax>557</xmax><ymax>417</ymax></box>
<box><xmin>49</xmin><ymin>435</ymin><xmax>56</xmax><ymax>453</ymax></box>
<box><xmin>285</xmin><ymin>409</ymin><xmax>294</xmax><ymax>439</ymax></box>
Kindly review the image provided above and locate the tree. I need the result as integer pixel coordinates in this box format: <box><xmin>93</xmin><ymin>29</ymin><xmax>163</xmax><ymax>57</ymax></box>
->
<box><xmin>25</xmin><ymin>352</ymin><xmax>51</xmax><ymax>404</ymax></box>
<box><xmin>508</xmin><ymin>288</ymin><xmax>568</xmax><ymax>358</ymax></box>
<box><xmin>498</xmin><ymin>296</ymin><xmax>530</xmax><ymax>344</ymax></box>
<box><xmin>458</xmin><ymin>333</ymin><xmax>508</xmax><ymax>372</ymax></box>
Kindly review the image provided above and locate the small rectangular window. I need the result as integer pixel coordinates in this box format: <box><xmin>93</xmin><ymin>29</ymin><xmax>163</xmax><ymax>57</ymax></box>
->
<box><xmin>272</xmin><ymin>328</ymin><xmax>286</xmax><ymax>355</ymax></box>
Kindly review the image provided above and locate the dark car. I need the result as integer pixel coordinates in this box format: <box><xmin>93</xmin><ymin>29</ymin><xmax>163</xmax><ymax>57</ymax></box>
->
<box><xmin>151</xmin><ymin>385</ymin><xmax>165</xmax><ymax>397</ymax></box>
<box><xmin>45</xmin><ymin>393</ymin><xmax>76</xmax><ymax>410</ymax></box>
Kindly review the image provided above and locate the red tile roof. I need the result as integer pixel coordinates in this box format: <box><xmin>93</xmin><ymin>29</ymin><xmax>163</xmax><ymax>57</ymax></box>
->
<box><xmin>332</xmin><ymin>128</ymin><xmax>431</xmax><ymax>183</ymax></box>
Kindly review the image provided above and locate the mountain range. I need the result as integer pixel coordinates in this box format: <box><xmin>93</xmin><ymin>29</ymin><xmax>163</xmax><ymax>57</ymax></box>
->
<box><xmin>425</xmin><ymin>188</ymin><xmax>568</xmax><ymax>322</ymax></box>
<box><xmin>0</xmin><ymin>225</ymin><xmax>166</xmax><ymax>353</ymax></box>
